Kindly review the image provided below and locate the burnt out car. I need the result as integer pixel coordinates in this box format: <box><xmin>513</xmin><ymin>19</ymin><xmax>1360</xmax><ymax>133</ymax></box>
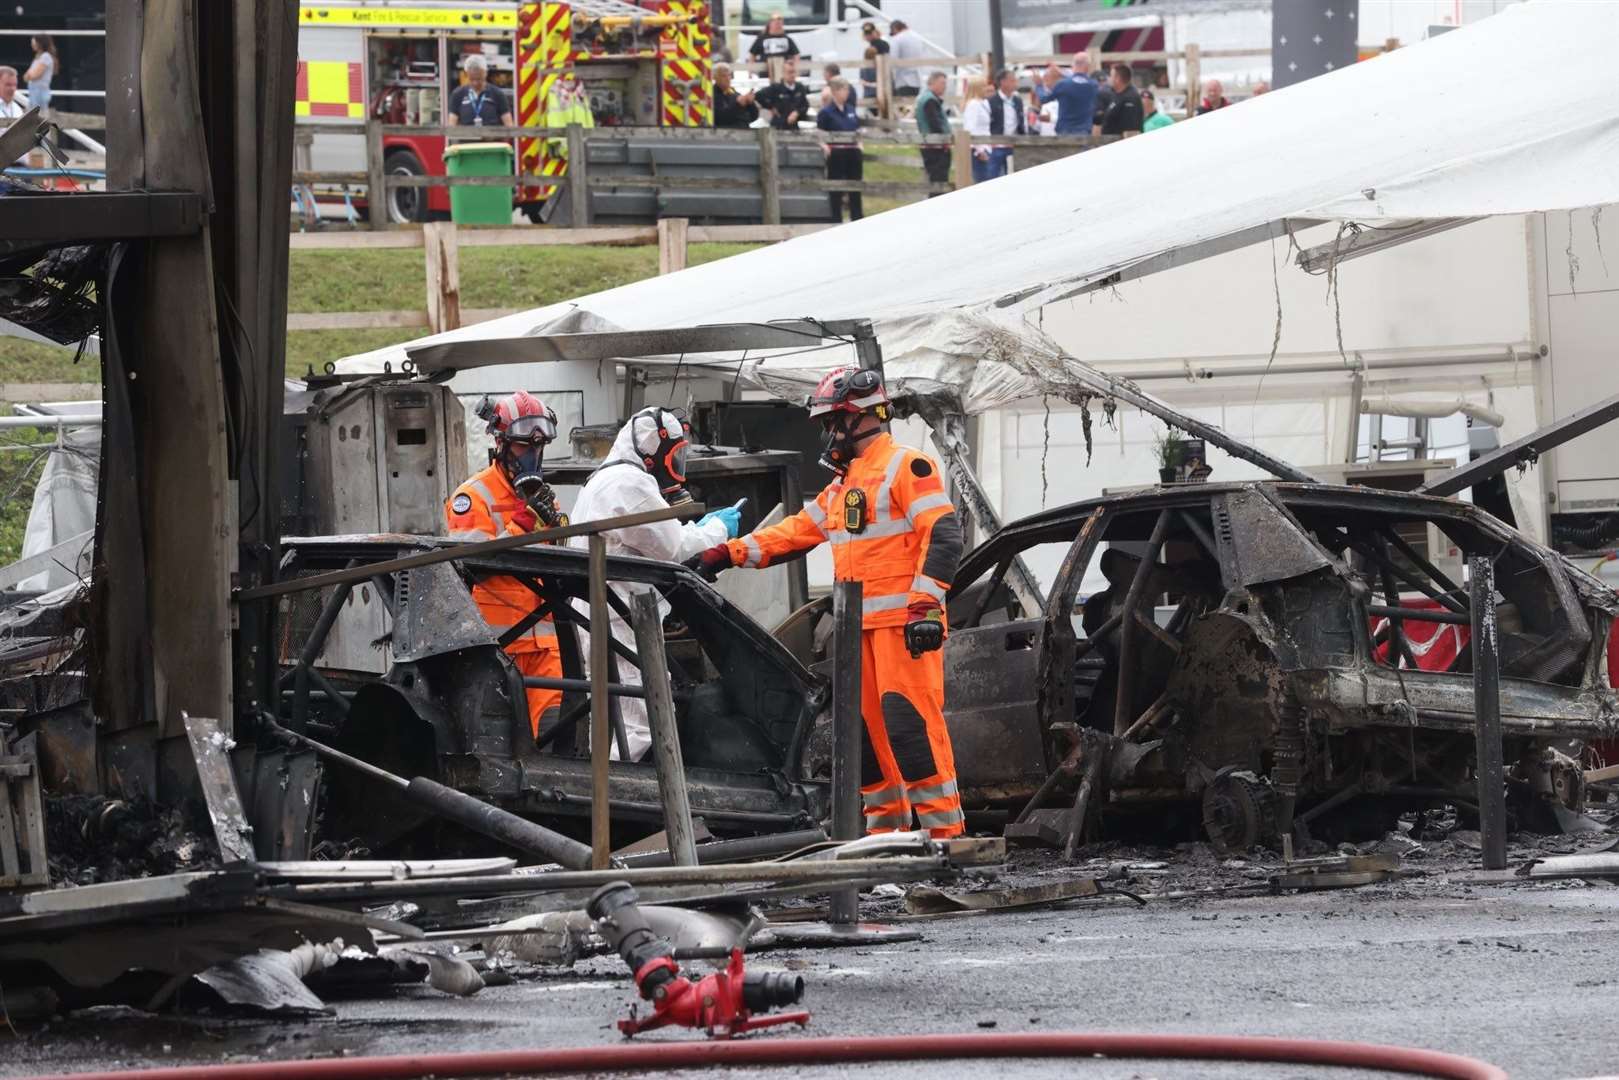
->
<box><xmin>943</xmin><ymin>481</ymin><xmax>1619</xmax><ymax>850</ymax></box>
<box><xmin>267</xmin><ymin>535</ymin><xmax>829</xmax><ymax>859</ymax></box>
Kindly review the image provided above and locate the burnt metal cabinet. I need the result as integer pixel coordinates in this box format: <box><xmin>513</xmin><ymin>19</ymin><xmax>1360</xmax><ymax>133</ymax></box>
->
<box><xmin>288</xmin><ymin>382</ymin><xmax>468</xmax><ymax>673</ymax></box>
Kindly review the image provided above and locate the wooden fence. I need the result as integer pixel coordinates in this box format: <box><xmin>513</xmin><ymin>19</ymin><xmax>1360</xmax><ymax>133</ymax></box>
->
<box><xmin>287</xmin><ymin>219</ymin><xmax>822</xmax><ymax>335</ymax></box>
<box><xmin>295</xmin><ymin>121</ymin><xmax>1117</xmax><ymax>229</ymax></box>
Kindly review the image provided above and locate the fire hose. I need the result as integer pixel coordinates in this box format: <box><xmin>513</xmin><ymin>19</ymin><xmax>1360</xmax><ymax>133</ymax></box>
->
<box><xmin>26</xmin><ymin>1033</ymin><xmax>1507</xmax><ymax>1080</ymax></box>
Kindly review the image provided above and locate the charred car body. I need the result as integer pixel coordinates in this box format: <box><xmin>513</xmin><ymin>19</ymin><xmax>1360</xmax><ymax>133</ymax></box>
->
<box><xmin>270</xmin><ymin>536</ymin><xmax>828</xmax><ymax>859</ymax></box>
<box><xmin>944</xmin><ymin>481</ymin><xmax>1619</xmax><ymax>849</ymax></box>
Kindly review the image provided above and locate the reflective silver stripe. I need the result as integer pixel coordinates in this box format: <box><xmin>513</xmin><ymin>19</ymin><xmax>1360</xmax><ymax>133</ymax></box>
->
<box><xmin>805</xmin><ymin>501</ymin><xmax>827</xmax><ymax>525</ymax></box>
<box><xmin>908</xmin><ymin>778</ymin><xmax>959</xmax><ymax>805</ymax></box>
<box><xmin>905</xmin><ymin>492</ymin><xmax>952</xmax><ymax>522</ymax></box>
<box><xmin>741</xmin><ymin>534</ymin><xmax>763</xmax><ymax>568</ymax></box>
<box><xmin>863</xmin><ymin>594</ymin><xmax>910</xmax><ymax>616</ymax></box>
<box><xmin>512</xmin><ymin>620</ymin><xmax>558</xmax><ymax>640</ymax></box>
<box><xmin>448</xmin><ymin>530</ymin><xmax>489</xmax><ymax>542</ymax></box>
<box><xmin>826</xmin><ymin>518</ymin><xmax>912</xmax><ymax>545</ymax></box>
<box><xmin>872</xmin><ymin>448</ymin><xmax>907</xmax><ymax>521</ymax></box>
<box><xmin>466</xmin><ymin>478</ymin><xmax>505</xmax><ymax>535</ymax></box>
<box><xmin>862</xmin><ymin>784</ymin><xmax>905</xmax><ymax>808</ymax></box>
<box><xmin>916</xmin><ymin>807</ymin><xmax>965</xmax><ymax>830</ymax></box>
<box><xmin>911</xmin><ymin>575</ymin><xmax>948</xmax><ymax>602</ymax></box>
<box><xmin>864</xmin><ymin>813</ymin><xmax>911</xmax><ymax>830</ymax></box>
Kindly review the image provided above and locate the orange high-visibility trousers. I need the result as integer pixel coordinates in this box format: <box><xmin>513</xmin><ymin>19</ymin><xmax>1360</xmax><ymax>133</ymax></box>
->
<box><xmin>511</xmin><ymin>649</ymin><xmax>563</xmax><ymax>739</ymax></box>
<box><xmin>858</xmin><ymin>626</ymin><xmax>964</xmax><ymax>838</ymax></box>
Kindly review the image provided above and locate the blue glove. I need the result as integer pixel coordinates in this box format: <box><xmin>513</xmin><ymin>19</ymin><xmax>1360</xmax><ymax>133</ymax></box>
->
<box><xmin>699</xmin><ymin>499</ymin><xmax>744</xmax><ymax>540</ymax></box>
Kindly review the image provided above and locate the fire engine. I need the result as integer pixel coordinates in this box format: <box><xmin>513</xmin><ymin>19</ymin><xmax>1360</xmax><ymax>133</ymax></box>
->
<box><xmin>296</xmin><ymin>0</ymin><xmax>713</xmax><ymax>224</ymax></box>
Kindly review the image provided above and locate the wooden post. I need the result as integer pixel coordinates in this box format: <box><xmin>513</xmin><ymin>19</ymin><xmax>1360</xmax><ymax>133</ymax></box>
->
<box><xmin>629</xmin><ymin>590</ymin><xmax>698</xmax><ymax>867</ymax></box>
<box><xmin>589</xmin><ymin>533</ymin><xmax>611</xmax><ymax>869</ymax></box>
<box><xmin>1184</xmin><ymin>43</ymin><xmax>1201</xmax><ymax>120</ymax></box>
<box><xmin>757</xmin><ymin>126</ymin><xmax>782</xmax><ymax>226</ymax></box>
<box><xmin>423</xmin><ymin>221</ymin><xmax>461</xmax><ymax>333</ymax></box>
<box><xmin>829</xmin><ymin>579</ymin><xmax>863</xmax><ymax>926</ymax></box>
<box><xmin>365</xmin><ymin>116</ymin><xmax>387</xmax><ymax>229</ymax></box>
<box><xmin>566</xmin><ymin>123</ymin><xmax>590</xmax><ymax>228</ymax></box>
<box><xmin>875</xmin><ymin>52</ymin><xmax>892</xmax><ymax>120</ymax></box>
<box><xmin>951</xmin><ymin>127</ymin><xmax>971</xmax><ymax>189</ymax></box>
<box><xmin>657</xmin><ymin>216</ymin><xmax>689</xmax><ymax>275</ymax></box>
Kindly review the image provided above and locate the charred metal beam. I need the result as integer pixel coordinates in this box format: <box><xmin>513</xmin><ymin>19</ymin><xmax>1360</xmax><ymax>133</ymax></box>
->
<box><xmin>0</xmin><ymin>192</ymin><xmax>207</xmax><ymax>244</ymax></box>
<box><xmin>1381</xmin><ymin>526</ymin><xmax>1466</xmax><ymax>600</ymax></box>
<box><xmin>829</xmin><ymin>579</ymin><xmax>863</xmax><ymax>926</ymax></box>
<box><xmin>1366</xmin><ymin>604</ymin><xmax>1471</xmax><ymax>626</ymax></box>
<box><xmin>1113</xmin><ymin>510</ymin><xmax>1173</xmax><ymax>737</ymax></box>
<box><xmin>914</xmin><ymin>405</ymin><xmax>1045</xmax><ymax>615</ymax></box>
<box><xmin>1470</xmin><ymin>555</ymin><xmax>1508</xmax><ymax>871</ymax></box>
<box><xmin>264</xmin><ymin>856</ymin><xmax>952</xmax><ymax>904</ymax></box>
<box><xmin>1373</xmin><ymin>537</ymin><xmax>1420</xmax><ymax>670</ymax></box>
<box><xmin>629</xmin><ymin>590</ymin><xmax>697</xmax><ymax>868</ymax></box>
<box><xmin>235</xmin><ymin>504</ymin><xmax>702</xmax><ymax>603</ymax></box>
<box><xmin>1420</xmin><ymin>389</ymin><xmax>1619</xmax><ymax>498</ymax></box>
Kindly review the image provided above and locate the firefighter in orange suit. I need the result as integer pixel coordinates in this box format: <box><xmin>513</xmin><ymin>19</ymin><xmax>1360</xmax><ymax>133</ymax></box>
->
<box><xmin>445</xmin><ymin>391</ymin><xmax>566</xmax><ymax>739</ymax></box>
<box><xmin>692</xmin><ymin>368</ymin><xmax>966</xmax><ymax>838</ymax></box>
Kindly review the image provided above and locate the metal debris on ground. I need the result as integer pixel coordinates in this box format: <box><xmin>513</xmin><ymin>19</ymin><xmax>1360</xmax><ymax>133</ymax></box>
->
<box><xmin>1268</xmin><ymin>852</ymin><xmax>1400</xmax><ymax>891</ymax></box>
<box><xmin>903</xmin><ymin>877</ymin><xmax>1113</xmax><ymax>916</ymax></box>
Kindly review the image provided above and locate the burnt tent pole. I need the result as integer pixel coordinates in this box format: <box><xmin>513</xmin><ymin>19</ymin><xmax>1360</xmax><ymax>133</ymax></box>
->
<box><xmin>589</xmin><ymin>534</ymin><xmax>613</xmax><ymax>869</ymax></box>
<box><xmin>830</xmin><ymin>579</ymin><xmax>864</xmax><ymax>927</ymax></box>
<box><xmin>1112</xmin><ymin>510</ymin><xmax>1173</xmax><ymax>737</ymax></box>
<box><xmin>629</xmin><ymin>589</ymin><xmax>699</xmax><ymax>868</ymax></box>
<box><xmin>1469</xmin><ymin>555</ymin><xmax>1508</xmax><ymax>871</ymax></box>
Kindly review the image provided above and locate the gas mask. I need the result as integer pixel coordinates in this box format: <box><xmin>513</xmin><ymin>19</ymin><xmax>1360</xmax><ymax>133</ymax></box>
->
<box><xmin>819</xmin><ymin>411</ymin><xmax>878</xmax><ymax>476</ymax></box>
<box><xmin>502</xmin><ymin>442</ymin><xmax>548</xmax><ymax>500</ymax></box>
<box><xmin>629</xmin><ymin>407</ymin><xmax>692</xmax><ymax>500</ymax></box>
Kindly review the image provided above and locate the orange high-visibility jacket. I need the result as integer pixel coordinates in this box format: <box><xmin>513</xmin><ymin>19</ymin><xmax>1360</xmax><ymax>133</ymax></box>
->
<box><xmin>444</xmin><ymin>463</ymin><xmax>558</xmax><ymax>653</ymax></box>
<box><xmin>727</xmin><ymin>433</ymin><xmax>964</xmax><ymax>627</ymax></box>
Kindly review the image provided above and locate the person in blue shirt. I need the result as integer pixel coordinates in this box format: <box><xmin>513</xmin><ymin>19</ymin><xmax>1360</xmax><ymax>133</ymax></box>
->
<box><xmin>816</xmin><ymin>77</ymin><xmax>863</xmax><ymax>222</ymax></box>
<box><xmin>1036</xmin><ymin>62</ymin><xmax>1097</xmax><ymax>137</ymax></box>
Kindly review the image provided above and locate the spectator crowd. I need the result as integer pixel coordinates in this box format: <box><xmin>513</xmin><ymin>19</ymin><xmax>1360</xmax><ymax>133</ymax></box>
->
<box><xmin>730</xmin><ymin>12</ymin><xmax>1272</xmax><ymax>221</ymax></box>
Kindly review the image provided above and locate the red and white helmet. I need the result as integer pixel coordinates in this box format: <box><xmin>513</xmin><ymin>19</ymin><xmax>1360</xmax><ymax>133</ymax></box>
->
<box><xmin>482</xmin><ymin>390</ymin><xmax>558</xmax><ymax>445</ymax></box>
<box><xmin>806</xmin><ymin>367</ymin><xmax>891</xmax><ymax>421</ymax></box>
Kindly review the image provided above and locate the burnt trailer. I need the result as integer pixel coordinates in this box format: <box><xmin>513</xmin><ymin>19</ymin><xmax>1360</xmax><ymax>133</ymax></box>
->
<box><xmin>944</xmin><ymin>481</ymin><xmax>1619</xmax><ymax>850</ymax></box>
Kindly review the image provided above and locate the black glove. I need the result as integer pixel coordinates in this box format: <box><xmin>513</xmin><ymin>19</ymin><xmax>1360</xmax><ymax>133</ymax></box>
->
<box><xmin>904</xmin><ymin>602</ymin><xmax>945</xmax><ymax>658</ymax></box>
<box><xmin>685</xmin><ymin>543</ymin><xmax>735</xmax><ymax>582</ymax></box>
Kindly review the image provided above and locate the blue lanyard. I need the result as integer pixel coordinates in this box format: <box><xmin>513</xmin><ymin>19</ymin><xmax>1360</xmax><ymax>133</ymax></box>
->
<box><xmin>469</xmin><ymin>89</ymin><xmax>489</xmax><ymax>125</ymax></box>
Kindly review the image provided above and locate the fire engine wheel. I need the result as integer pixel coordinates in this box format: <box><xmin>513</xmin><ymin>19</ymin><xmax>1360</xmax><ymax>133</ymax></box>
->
<box><xmin>385</xmin><ymin>150</ymin><xmax>428</xmax><ymax>224</ymax></box>
<box><xmin>1202</xmin><ymin>767</ymin><xmax>1273</xmax><ymax>854</ymax></box>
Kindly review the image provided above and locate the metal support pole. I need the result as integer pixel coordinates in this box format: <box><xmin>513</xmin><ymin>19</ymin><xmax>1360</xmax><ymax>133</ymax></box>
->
<box><xmin>1469</xmin><ymin>555</ymin><xmax>1507</xmax><ymax>871</ymax></box>
<box><xmin>829</xmin><ymin>579</ymin><xmax>864</xmax><ymax>926</ymax></box>
<box><xmin>629</xmin><ymin>590</ymin><xmax>697</xmax><ymax>867</ymax></box>
<box><xmin>1112</xmin><ymin>510</ymin><xmax>1172</xmax><ymax>736</ymax></box>
<box><xmin>589</xmin><ymin>533</ymin><xmax>612</xmax><ymax>869</ymax></box>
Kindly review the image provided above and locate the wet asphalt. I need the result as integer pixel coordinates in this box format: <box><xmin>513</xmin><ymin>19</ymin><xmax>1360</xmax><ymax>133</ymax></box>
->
<box><xmin>8</xmin><ymin>864</ymin><xmax>1619</xmax><ymax>1080</ymax></box>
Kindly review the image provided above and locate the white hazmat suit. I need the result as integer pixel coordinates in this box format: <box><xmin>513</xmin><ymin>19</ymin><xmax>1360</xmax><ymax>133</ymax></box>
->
<box><xmin>568</xmin><ymin>410</ymin><xmax>729</xmax><ymax>760</ymax></box>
